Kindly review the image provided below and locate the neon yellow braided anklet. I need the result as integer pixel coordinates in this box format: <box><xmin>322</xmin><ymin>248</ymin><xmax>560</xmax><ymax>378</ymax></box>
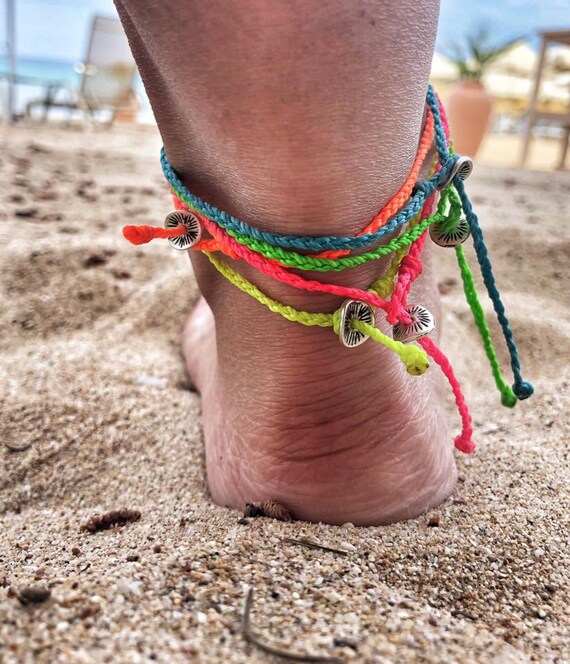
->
<box><xmin>204</xmin><ymin>251</ymin><xmax>429</xmax><ymax>376</ymax></box>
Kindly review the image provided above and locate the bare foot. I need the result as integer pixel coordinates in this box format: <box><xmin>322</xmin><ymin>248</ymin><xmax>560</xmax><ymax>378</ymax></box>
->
<box><xmin>182</xmin><ymin>248</ymin><xmax>457</xmax><ymax>526</ymax></box>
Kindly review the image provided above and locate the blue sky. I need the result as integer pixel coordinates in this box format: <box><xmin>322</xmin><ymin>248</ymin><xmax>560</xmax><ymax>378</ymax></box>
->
<box><xmin>2</xmin><ymin>0</ymin><xmax>570</xmax><ymax>61</ymax></box>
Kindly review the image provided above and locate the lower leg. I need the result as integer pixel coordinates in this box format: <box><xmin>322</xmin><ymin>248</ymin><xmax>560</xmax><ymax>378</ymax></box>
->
<box><xmin>116</xmin><ymin>0</ymin><xmax>457</xmax><ymax>524</ymax></box>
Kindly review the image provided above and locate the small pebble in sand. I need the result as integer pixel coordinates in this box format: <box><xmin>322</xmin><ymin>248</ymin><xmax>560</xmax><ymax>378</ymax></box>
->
<box><xmin>35</xmin><ymin>191</ymin><xmax>59</xmax><ymax>201</ymax></box>
<box><xmin>427</xmin><ymin>513</ymin><xmax>441</xmax><ymax>527</ymax></box>
<box><xmin>83</xmin><ymin>253</ymin><xmax>109</xmax><ymax>268</ymax></box>
<box><xmin>17</xmin><ymin>586</ymin><xmax>51</xmax><ymax>606</ymax></box>
<box><xmin>15</xmin><ymin>208</ymin><xmax>38</xmax><ymax>219</ymax></box>
<box><xmin>111</xmin><ymin>268</ymin><xmax>132</xmax><ymax>280</ymax></box>
<box><xmin>136</xmin><ymin>374</ymin><xmax>166</xmax><ymax>388</ymax></box>
<box><xmin>333</xmin><ymin>637</ymin><xmax>358</xmax><ymax>651</ymax></box>
<box><xmin>26</xmin><ymin>143</ymin><xmax>51</xmax><ymax>154</ymax></box>
<box><xmin>117</xmin><ymin>581</ymin><xmax>142</xmax><ymax>597</ymax></box>
<box><xmin>4</xmin><ymin>438</ymin><xmax>34</xmax><ymax>453</ymax></box>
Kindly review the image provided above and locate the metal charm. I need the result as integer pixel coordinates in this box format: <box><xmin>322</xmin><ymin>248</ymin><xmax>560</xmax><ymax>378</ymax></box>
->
<box><xmin>437</xmin><ymin>155</ymin><xmax>474</xmax><ymax>190</ymax></box>
<box><xmin>339</xmin><ymin>300</ymin><xmax>375</xmax><ymax>348</ymax></box>
<box><xmin>164</xmin><ymin>210</ymin><xmax>202</xmax><ymax>251</ymax></box>
<box><xmin>393</xmin><ymin>304</ymin><xmax>435</xmax><ymax>343</ymax></box>
<box><xmin>429</xmin><ymin>216</ymin><xmax>470</xmax><ymax>247</ymax></box>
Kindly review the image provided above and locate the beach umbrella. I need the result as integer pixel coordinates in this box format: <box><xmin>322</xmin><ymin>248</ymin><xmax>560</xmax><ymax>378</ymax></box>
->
<box><xmin>483</xmin><ymin>41</ymin><xmax>570</xmax><ymax>104</ymax></box>
<box><xmin>486</xmin><ymin>42</ymin><xmax>537</xmax><ymax>78</ymax></box>
<box><xmin>550</xmin><ymin>45</ymin><xmax>570</xmax><ymax>73</ymax></box>
<box><xmin>4</xmin><ymin>0</ymin><xmax>16</xmax><ymax>123</ymax></box>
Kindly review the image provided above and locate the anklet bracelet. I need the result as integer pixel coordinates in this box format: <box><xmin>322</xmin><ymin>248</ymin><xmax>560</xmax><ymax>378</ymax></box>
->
<box><xmin>134</xmin><ymin>186</ymin><xmax>479</xmax><ymax>452</ymax></box>
<box><xmin>165</xmin><ymin>162</ymin><xmax>519</xmax><ymax>408</ymax></box>
<box><xmin>122</xmin><ymin>84</ymin><xmax>533</xmax><ymax>456</ymax></box>
<box><xmin>157</xmin><ymin>88</ymin><xmax>532</xmax><ymax>403</ymax></box>
<box><xmin>126</xmin><ymin>85</ymin><xmax>532</xmax><ymax>402</ymax></box>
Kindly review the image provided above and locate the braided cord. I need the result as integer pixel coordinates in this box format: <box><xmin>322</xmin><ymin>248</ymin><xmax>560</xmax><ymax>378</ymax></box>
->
<box><xmin>204</xmin><ymin>252</ymin><xmax>333</xmax><ymax>328</ymax></box>
<box><xmin>455</xmin><ymin>245</ymin><xmax>517</xmax><ymax>407</ymax></box>
<box><xmin>205</xmin><ymin>251</ymin><xmax>430</xmax><ymax>374</ymax></box>
<box><xmin>165</xmin><ymin>160</ymin><xmax>441</xmax><ymax>252</ymax></box>
<box><xmin>351</xmin><ymin>320</ymin><xmax>429</xmax><ymax>375</ymax></box>
<box><xmin>160</xmin><ymin>129</ymin><xmax>457</xmax><ymax>253</ymax></box>
<box><xmin>429</xmin><ymin>88</ymin><xmax>533</xmax><ymax>402</ymax></box>
<box><xmin>454</xmin><ymin>178</ymin><xmax>533</xmax><ymax>401</ymax></box>
<box><xmin>419</xmin><ymin>337</ymin><xmax>475</xmax><ymax>453</ymax></box>
<box><xmin>369</xmin><ymin>229</ymin><xmax>415</xmax><ymax>298</ymax></box>
<box><xmin>160</xmin><ymin>107</ymin><xmax>437</xmax><ymax>253</ymax></box>
<box><xmin>173</xmin><ymin>183</ymin><xmax>448</xmax><ymax>272</ymax></box>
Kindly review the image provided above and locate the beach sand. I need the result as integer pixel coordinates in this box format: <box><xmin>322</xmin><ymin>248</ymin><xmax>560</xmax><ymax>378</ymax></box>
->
<box><xmin>0</xmin><ymin>123</ymin><xmax>568</xmax><ymax>663</ymax></box>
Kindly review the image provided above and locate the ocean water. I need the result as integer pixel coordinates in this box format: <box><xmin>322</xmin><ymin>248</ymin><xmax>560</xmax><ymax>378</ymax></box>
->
<box><xmin>0</xmin><ymin>56</ymin><xmax>154</xmax><ymax>124</ymax></box>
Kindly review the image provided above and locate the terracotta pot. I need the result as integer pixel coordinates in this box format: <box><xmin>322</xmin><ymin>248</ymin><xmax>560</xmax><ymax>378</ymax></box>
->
<box><xmin>446</xmin><ymin>80</ymin><xmax>493</xmax><ymax>157</ymax></box>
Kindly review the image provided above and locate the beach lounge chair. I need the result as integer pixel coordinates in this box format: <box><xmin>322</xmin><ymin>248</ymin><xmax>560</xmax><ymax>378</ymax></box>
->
<box><xmin>521</xmin><ymin>30</ymin><xmax>570</xmax><ymax>169</ymax></box>
<box><xmin>25</xmin><ymin>15</ymin><xmax>137</xmax><ymax>125</ymax></box>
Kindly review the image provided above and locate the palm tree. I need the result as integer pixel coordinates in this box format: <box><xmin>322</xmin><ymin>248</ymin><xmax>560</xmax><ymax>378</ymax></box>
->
<box><xmin>451</xmin><ymin>28</ymin><xmax>523</xmax><ymax>81</ymax></box>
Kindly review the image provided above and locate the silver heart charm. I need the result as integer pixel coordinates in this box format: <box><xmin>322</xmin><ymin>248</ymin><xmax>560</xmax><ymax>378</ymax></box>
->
<box><xmin>393</xmin><ymin>304</ymin><xmax>435</xmax><ymax>343</ymax></box>
<box><xmin>429</xmin><ymin>216</ymin><xmax>470</xmax><ymax>247</ymax></box>
<box><xmin>164</xmin><ymin>210</ymin><xmax>202</xmax><ymax>251</ymax></box>
<box><xmin>339</xmin><ymin>300</ymin><xmax>375</xmax><ymax>348</ymax></box>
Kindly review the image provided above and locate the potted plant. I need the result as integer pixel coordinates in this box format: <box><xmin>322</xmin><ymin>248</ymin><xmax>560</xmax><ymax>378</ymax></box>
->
<box><xmin>447</xmin><ymin>29</ymin><xmax>520</xmax><ymax>157</ymax></box>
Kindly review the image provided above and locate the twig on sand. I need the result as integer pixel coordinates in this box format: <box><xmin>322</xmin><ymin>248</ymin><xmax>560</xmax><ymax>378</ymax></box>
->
<box><xmin>244</xmin><ymin>500</ymin><xmax>293</xmax><ymax>522</ymax></box>
<box><xmin>243</xmin><ymin>587</ymin><xmax>343</xmax><ymax>663</ymax></box>
<box><xmin>81</xmin><ymin>509</ymin><xmax>141</xmax><ymax>533</ymax></box>
<box><xmin>282</xmin><ymin>537</ymin><xmax>349</xmax><ymax>557</ymax></box>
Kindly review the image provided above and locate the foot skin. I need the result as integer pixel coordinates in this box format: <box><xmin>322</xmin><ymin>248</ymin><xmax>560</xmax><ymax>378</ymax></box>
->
<box><xmin>182</xmin><ymin>251</ymin><xmax>457</xmax><ymax>526</ymax></box>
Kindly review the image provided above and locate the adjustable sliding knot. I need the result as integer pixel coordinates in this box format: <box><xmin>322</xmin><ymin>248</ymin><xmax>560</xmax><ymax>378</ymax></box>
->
<box><xmin>392</xmin><ymin>305</ymin><xmax>435</xmax><ymax>342</ymax></box>
<box><xmin>399</xmin><ymin>255</ymin><xmax>423</xmax><ymax>281</ymax></box>
<box><xmin>385</xmin><ymin>298</ymin><xmax>405</xmax><ymax>326</ymax></box>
